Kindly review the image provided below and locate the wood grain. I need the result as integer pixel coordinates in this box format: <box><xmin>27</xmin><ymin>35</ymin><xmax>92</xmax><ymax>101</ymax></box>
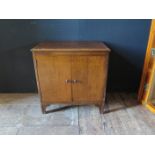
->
<box><xmin>0</xmin><ymin>93</ymin><xmax>155</xmax><ymax>134</ymax></box>
<box><xmin>31</xmin><ymin>41</ymin><xmax>111</xmax><ymax>52</ymax></box>
<box><xmin>32</xmin><ymin>41</ymin><xmax>110</xmax><ymax>113</ymax></box>
<box><xmin>138</xmin><ymin>19</ymin><xmax>155</xmax><ymax>101</ymax></box>
<box><xmin>35</xmin><ymin>54</ymin><xmax>72</xmax><ymax>104</ymax></box>
<box><xmin>71</xmin><ymin>56</ymin><xmax>107</xmax><ymax>103</ymax></box>
<box><xmin>138</xmin><ymin>20</ymin><xmax>155</xmax><ymax>113</ymax></box>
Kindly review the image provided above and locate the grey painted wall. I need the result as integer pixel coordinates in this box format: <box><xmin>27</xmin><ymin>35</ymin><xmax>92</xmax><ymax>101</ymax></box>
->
<box><xmin>0</xmin><ymin>19</ymin><xmax>151</xmax><ymax>92</ymax></box>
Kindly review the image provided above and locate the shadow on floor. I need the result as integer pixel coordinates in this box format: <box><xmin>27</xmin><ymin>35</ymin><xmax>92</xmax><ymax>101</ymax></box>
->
<box><xmin>103</xmin><ymin>93</ymin><xmax>139</xmax><ymax>114</ymax></box>
<box><xmin>44</xmin><ymin>93</ymin><xmax>139</xmax><ymax>114</ymax></box>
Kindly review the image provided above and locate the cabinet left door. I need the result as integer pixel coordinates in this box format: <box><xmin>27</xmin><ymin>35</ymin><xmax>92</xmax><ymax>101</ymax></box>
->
<box><xmin>33</xmin><ymin>53</ymin><xmax>72</xmax><ymax>104</ymax></box>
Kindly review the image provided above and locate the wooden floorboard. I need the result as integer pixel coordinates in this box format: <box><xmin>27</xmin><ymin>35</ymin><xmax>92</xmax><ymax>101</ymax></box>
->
<box><xmin>104</xmin><ymin>93</ymin><xmax>130</xmax><ymax>134</ymax></box>
<box><xmin>78</xmin><ymin>105</ymin><xmax>104</xmax><ymax>135</ymax></box>
<box><xmin>120</xmin><ymin>93</ymin><xmax>155</xmax><ymax>134</ymax></box>
<box><xmin>0</xmin><ymin>93</ymin><xmax>154</xmax><ymax>135</ymax></box>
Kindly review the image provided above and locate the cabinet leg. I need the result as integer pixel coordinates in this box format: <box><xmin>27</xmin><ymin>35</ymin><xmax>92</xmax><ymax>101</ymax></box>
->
<box><xmin>99</xmin><ymin>91</ymin><xmax>108</xmax><ymax>114</ymax></box>
<box><xmin>99</xmin><ymin>97</ymin><xmax>106</xmax><ymax>114</ymax></box>
<box><xmin>41</xmin><ymin>105</ymin><xmax>46</xmax><ymax>114</ymax></box>
<box><xmin>99</xmin><ymin>103</ymin><xmax>105</xmax><ymax>114</ymax></box>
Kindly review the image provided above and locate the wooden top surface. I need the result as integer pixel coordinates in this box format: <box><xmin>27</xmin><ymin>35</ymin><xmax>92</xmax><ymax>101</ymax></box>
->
<box><xmin>31</xmin><ymin>41</ymin><xmax>111</xmax><ymax>52</ymax></box>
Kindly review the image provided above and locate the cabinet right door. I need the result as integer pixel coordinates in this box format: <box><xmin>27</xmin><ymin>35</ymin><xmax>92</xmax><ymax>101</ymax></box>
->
<box><xmin>72</xmin><ymin>55</ymin><xmax>108</xmax><ymax>103</ymax></box>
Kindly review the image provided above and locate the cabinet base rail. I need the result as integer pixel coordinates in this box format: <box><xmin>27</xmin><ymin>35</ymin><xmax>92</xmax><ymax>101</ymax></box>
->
<box><xmin>41</xmin><ymin>103</ymin><xmax>105</xmax><ymax>114</ymax></box>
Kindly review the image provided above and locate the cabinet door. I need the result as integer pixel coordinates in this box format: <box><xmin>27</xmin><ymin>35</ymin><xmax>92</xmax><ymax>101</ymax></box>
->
<box><xmin>72</xmin><ymin>56</ymin><xmax>108</xmax><ymax>103</ymax></box>
<box><xmin>35</xmin><ymin>54</ymin><xmax>72</xmax><ymax>103</ymax></box>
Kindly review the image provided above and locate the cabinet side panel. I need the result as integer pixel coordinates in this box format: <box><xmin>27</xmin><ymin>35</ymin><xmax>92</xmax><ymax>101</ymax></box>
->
<box><xmin>32</xmin><ymin>52</ymin><xmax>43</xmax><ymax>101</ymax></box>
<box><xmin>35</xmin><ymin>54</ymin><xmax>72</xmax><ymax>103</ymax></box>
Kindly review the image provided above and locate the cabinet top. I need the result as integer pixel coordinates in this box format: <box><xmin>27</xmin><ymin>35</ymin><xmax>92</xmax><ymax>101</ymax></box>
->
<box><xmin>31</xmin><ymin>41</ymin><xmax>111</xmax><ymax>53</ymax></box>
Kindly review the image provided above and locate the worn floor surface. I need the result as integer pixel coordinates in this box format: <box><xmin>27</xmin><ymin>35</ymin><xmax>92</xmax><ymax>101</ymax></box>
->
<box><xmin>0</xmin><ymin>93</ymin><xmax>154</xmax><ymax>135</ymax></box>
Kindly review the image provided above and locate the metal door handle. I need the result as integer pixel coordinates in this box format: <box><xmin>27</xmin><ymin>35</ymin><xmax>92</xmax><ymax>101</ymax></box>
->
<box><xmin>73</xmin><ymin>80</ymin><xmax>81</xmax><ymax>83</ymax></box>
<box><xmin>73</xmin><ymin>80</ymin><xmax>77</xmax><ymax>83</ymax></box>
<box><xmin>65</xmin><ymin>80</ymin><xmax>72</xmax><ymax>83</ymax></box>
<box><xmin>65</xmin><ymin>80</ymin><xmax>81</xmax><ymax>83</ymax></box>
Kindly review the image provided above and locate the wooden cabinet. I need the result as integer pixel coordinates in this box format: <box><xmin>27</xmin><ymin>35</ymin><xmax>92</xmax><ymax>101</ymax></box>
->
<box><xmin>32</xmin><ymin>42</ymin><xmax>110</xmax><ymax>114</ymax></box>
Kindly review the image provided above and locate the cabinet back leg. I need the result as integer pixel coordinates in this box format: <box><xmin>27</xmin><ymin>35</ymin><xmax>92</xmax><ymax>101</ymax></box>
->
<box><xmin>99</xmin><ymin>103</ymin><xmax>105</xmax><ymax>114</ymax></box>
<box><xmin>99</xmin><ymin>97</ymin><xmax>106</xmax><ymax>114</ymax></box>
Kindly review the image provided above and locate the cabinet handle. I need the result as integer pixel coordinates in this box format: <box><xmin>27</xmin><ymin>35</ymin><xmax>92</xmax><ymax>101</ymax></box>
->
<box><xmin>73</xmin><ymin>80</ymin><xmax>77</xmax><ymax>83</ymax></box>
<box><xmin>73</xmin><ymin>80</ymin><xmax>81</xmax><ymax>83</ymax></box>
<box><xmin>65</xmin><ymin>80</ymin><xmax>81</xmax><ymax>83</ymax></box>
<box><xmin>65</xmin><ymin>80</ymin><xmax>72</xmax><ymax>83</ymax></box>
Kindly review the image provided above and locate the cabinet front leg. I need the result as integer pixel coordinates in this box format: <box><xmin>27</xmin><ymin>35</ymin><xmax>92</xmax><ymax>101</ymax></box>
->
<box><xmin>41</xmin><ymin>105</ymin><xmax>46</xmax><ymax>114</ymax></box>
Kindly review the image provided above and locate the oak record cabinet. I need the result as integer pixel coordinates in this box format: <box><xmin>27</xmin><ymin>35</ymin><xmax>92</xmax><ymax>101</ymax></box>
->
<box><xmin>32</xmin><ymin>42</ymin><xmax>110</xmax><ymax>114</ymax></box>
